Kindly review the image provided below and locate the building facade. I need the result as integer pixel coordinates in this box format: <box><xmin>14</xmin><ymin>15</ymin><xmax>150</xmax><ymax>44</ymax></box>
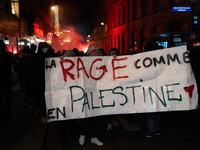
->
<box><xmin>90</xmin><ymin>0</ymin><xmax>200</xmax><ymax>54</ymax></box>
<box><xmin>0</xmin><ymin>0</ymin><xmax>52</xmax><ymax>53</ymax></box>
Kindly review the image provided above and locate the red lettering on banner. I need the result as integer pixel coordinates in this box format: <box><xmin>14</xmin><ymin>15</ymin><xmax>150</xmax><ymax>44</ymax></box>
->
<box><xmin>60</xmin><ymin>59</ymin><xmax>75</xmax><ymax>82</ymax></box>
<box><xmin>77</xmin><ymin>57</ymin><xmax>89</xmax><ymax>78</ymax></box>
<box><xmin>60</xmin><ymin>57</ymin><xmax>129</xmax><ymax>82</ymax></box>
<box><xmin>112</xmin><ymin>57</ymin><xmax>129</xmax><ymax>80</ymax></box>
<box><xmin>90</xmin><ymin>58</ymin><xmax>108</xmax><ymax>80</ymax></box>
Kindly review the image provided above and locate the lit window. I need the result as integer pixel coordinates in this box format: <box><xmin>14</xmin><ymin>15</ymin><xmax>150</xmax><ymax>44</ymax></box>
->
<box><xmin>11</xmin><ymin>3</ymin><xmax>15</xmax><ymax>14</ymax></box>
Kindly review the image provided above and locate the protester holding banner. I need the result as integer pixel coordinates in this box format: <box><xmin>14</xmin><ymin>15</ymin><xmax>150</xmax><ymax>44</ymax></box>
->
<box><xmin>58</xmin><ymin>50</ymin><xmax>77</xmax><ymax>145</ymax></box>
<box><xmin>107</xmin><ymin>48</ymin><xmax>120</xmax><ymax>131</ymax></box>
<box><xmin>21</xmin><ymin>46</ymin><xmax>33</xmax><ymax>111</ymax></box>
<box><xmin>45</xmin><ymin>40</ymin><xmax>198</xmax><ymax>142</ymax></box>
<box><xmin>29</xmin><ymin>42</ymin><xmax>54</xmax><ymax>123</ymax></box>
<box><xmin>144</xmin><ymin>41</ymin><xmax>163</xmax><ymax>138</ymax></box>
<box><xmin>79</xmin><ymin>43</ymin><xmax>104</xmax><ymax>146</ymax></box>
<box><xmin>123</xmin><ymin>47</ymin><xmax>139</xmax><ymax>124</ymax></box>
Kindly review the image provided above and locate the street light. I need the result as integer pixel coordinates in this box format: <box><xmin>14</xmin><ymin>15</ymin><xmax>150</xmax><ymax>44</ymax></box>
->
<box><xmin>51</xmin><ymin>6</ymin><xmax>55</xmax><ymax>10</ymax></box>
<box><xmin>51</xmin><ymin>5</ymin><xmax>60</xmax><ymax>37</ymax></box>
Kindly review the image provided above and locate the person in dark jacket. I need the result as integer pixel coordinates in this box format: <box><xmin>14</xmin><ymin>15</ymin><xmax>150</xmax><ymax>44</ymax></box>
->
<box><xmin>106</xmin><ymin>48</ymin><xmax>120</xmax><ymax>131</ymax></box>
<box><xmin>13</xmin><ymin>48</ymin><xmax>24</xmax><ymax>90</ymax></box>
<box><xmin>21</xmin><ymin>46</ymin><xmax>33</xmax><ymax>111</ymax></box>
<box><xmin>59</xmin><ymin>50</ymin><xmax>77</xmax><ymax>145</ymax></box>
<box><xmin>125</xmin><ymin>46</ymin><xmax>138</xmax><ymax>123</ymax></box>
<box><xmin>0</xmin><ymin>40</ymin><xmax>13</xmax><ymax>124</ymax></box>
<box><xmin>143</xmin><ymin>41</ymin><xmax>163</xmax><ymax>138</ymax></box>
<box><xmin>29</xmin><ymin>42</ymin><xmax>52</xmax><ymax>123</ymax></box>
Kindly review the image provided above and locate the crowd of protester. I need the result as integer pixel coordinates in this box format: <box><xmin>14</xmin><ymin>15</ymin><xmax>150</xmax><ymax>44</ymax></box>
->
<box><xmin>0</xmin><ymin>40</ymin><xmax>199</xmax><ymax>147</ymax></box>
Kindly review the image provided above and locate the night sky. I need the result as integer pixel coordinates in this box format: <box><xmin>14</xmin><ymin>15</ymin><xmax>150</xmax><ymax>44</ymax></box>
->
<box><xmin>52</xmin><ymin>0</ymin><xmax>91</xmax><ymax>37</ymax></box>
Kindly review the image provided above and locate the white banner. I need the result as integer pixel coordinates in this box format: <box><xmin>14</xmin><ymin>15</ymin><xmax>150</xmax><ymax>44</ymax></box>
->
<box><xmin>45</xmin><ymin>46</ymin><xmax>198</xmax><ymax>122</ymax></box>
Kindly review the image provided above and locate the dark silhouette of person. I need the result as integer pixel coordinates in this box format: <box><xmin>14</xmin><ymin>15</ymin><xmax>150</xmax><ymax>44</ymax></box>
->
<box><xmin>13</xmin><ymin>48</ymin><xmax>24</xmax><ymax>90</ymax></box>
<box><xmin>126</xmin><ymin>47</ymin><xmax>137</xmax><ymax>55</ymax></box>
<box><xmin>0</xmin><ymin>40</ymin><xmax>13</xmax><ymax>124</ymax></box>
<box><xmin>56</xmin><ymin>51</ymin><xmax>62</xmax><ymax>57</ymax></box>
<box><xmin>62</xmin><ymin>50</ymin><xmax>66</xmax><ymax>56</ymax></box>
<box><xmin>143</xmin><ymin>41</ymin><xmax>163</xmax><ymax>138</ymax></box>
<box><xmin>106</xmin><ymin>48</ymin><xmax>120</xmax><ymax>131</ymax></box>
<box><xmin>21</xmin><ymin>46</ymin><xmax>33</xmax><ymax>111</ymax></box>
<box><xmin>100</xmin><ymin>48</ymin><xmax>107</xmax><ymax>56</ymax></box>
<box><xmin>29</xmin><ymin>42</ymin><xmax>52</xmax><ymax>123</ymax></box>
<box><xmin>79</xmin><ymin>43</ymin><xmax>104</xmax><ymax>146</ymax></box>
<box><xmin>73</xmin><ymin>47</ymin><xmax>79</xmax><ymax>56</ymax></box>
<box><xmin>58</xmin><ymin>50</ymin><xmax>77</xmax><ymax>145</ymax></box>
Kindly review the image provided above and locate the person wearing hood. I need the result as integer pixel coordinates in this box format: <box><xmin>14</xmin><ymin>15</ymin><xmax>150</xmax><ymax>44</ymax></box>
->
<box><xmin>109</xmin><ymin>48</ymin><xmax>119</xmax><ymax>57</ymax></box>
<box><xmin>79</xmin><ymin>43</ymin><xmax>104</xmax><ymax>146</ymax></box>
<box><xmin>29</xmin><ymin>42</ymin><xmax>52</xmax><ymax>123</ymax></box>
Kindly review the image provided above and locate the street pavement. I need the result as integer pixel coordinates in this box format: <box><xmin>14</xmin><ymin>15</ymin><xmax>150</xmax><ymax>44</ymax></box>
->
<box><xmin>0</xmin><ymin>71</ymin><xmax>200</xmax><ymax>150</ymax></box>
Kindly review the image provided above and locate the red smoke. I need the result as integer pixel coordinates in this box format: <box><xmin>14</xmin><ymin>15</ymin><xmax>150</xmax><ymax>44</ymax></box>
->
<box><xmin>51</xmin><ymin>26</ymin><xmax>94</xmax><ymax>54</ymax></box>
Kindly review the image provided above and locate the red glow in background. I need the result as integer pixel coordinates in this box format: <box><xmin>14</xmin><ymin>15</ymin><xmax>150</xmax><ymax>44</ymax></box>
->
<box><xmin>51</xmin><ymin>26</ymin><xmax>94</xmax><ymax>54</ymax></box>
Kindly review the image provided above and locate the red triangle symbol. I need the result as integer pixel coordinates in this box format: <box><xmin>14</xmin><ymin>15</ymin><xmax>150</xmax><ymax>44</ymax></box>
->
<box><xmin>183</xmin><ymin>84</ymin><xmax>194</xmax><ymax>98</ymax></box>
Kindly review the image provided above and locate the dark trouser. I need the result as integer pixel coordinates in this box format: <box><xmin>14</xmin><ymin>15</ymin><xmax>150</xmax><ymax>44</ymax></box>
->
<box><xmin>80</xmin><ymin>117</ymin><xmax>99</xmax><ymax>138</ymax></box>
<box><xmin>59</xmin><ymin>120</ymin><xmax>76</xmax><ymax>139</ymax></box>
<box><xmin>107</xmin><ymin>115</ymin><xmax>114</xmax><ymax>124</ymax></box>
<box><xmin>30</xmin><ymin>80</ymin><xmax>46</xmax><ymax>116</ymax></box>
<box><xmin>17</xmin><ymin>71</ymin><xmax>24</xmax><ymax>88</ymax></box>
<box><xmin>23</xmin><ymin>79</ymin><xmax>33</xmax><ymax>106</ymax></box>
<box><xmin>146</xmin><ymin>113</ymin><xmax>160</xmax><ymax>132</ymax></box>
<box><xmin>0</xmin><ymin>79</ymin><xmax>12</xmax><ymax>121</ymax></box>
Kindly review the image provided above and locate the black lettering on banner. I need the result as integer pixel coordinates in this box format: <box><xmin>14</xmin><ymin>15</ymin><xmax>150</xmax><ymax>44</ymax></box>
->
<box><xmin>135</xmin><ymin>59</ymin><xmax>141</xmax><ymax>69</ymax></box>
<box><xmin>46</xmin><ymin>60</ymin><xmax>56</xmax><ymax>69</ymax></box>
<box><xmin>183</xmin><ymin>52</ymin><xmax>190</xmax><ymax>63</ymax></box>
<box><xmin>57</xmin><ymin>107</ymin><xmax>66</xmax><ymax>119</ymax></box>
<box><xmin>48</xmin><ymin>108</ymin><xmax>56</xmax><ymax>120</ymax></box>
<box><xmin>143</xmin><ymin>57</ymin><xmax>152</xmax><ymax>68</ymax></box>
<box><xmin>153</xmin><ymin>56</ymin><xmax>166</xmax><ymax>66</ymax></box>
<box><xmin>167</xmin><ymin>54</ymin><xmax>181</xmax><ymax>65</ymax></box>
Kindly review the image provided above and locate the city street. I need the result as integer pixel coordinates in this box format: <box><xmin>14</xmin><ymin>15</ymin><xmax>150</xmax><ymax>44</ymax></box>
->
<box><xmin>1</xmin><ymin>0</ymin><xmax>200</xmax><ymax>149</ymax></box>
<box><xmin>0</xmin><ymin>71</ymin><xmax>200</xmax><ymax>150</ymax></box>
